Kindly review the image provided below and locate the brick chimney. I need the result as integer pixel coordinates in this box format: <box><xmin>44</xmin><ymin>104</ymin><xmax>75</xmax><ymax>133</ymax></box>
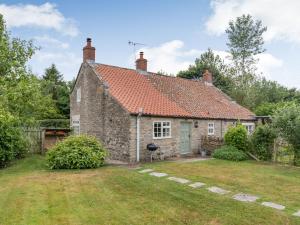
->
<box><xmin>83</xmin><ymin>38</ymin><xmax>95</xmax><ymax>62</ymax></box>
<box><xmin>136</xmin><ymin>52</ymin><xmax>147</xmax><ymax>71</ymax></box>
<box><xmin>202</xmin><ymin>69</ymin><xmax>213</xmax><ymax>84</ymax></box>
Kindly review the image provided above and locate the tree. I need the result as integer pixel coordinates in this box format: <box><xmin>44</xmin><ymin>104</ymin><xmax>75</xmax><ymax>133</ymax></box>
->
<box><xmin>226</xmin><ymin>14</ymin><xmax>267</xmax><ymax>74</ymax></box>
<box><xmin>272</xmin><ymin>103</ymin><xmax>300</xmax><ymax>166</ymax></box>
<box><xmin>0</xmin><ymin>15</ymin><xmax>36</xmax><ymax>82</ymax></box>
<box><xmin>0</xmin><ymin>14</ymin><xmax>58</xmax><ymax>124</ymax></box>
<box><xmin>251</xmin><ymin>125</ymin><xmax>276</xmax><ymax>161</ymax></box>
<box><xmin>42</xmin><ymin>64</ymin><xmax>70</xmax><ymax>118</ymax></box>
<box><xmin>177</xmin><ymin>49</ymin><xmax>233</xmax><ymax>93</ymax></box>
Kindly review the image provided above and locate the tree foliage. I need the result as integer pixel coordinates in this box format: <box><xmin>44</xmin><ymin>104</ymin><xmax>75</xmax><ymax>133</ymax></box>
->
<box><xmin>0</xmin><ymin>109</ymin><xmax>28</xmax><ymax>168</ymax></box>
<box><xmin>226</xmin><ymin>14</ymin><xmax>267</xmax><ymax>74</ymax></box>
<box><xmin>251</xmin><ymin>125</ymin><xmax>276</xmax><ymax>161</ymax></box>
<box><xmin>177</xmin><ymin>49</ymin><xmax>233</xmax><ymax>93</ymax></box>
<box><xmin>272</xmin><ymin>103</ymin><xmax>300</xmax><ymax>166</ymax></box>
<box><xmin>0</xmin><ymin>15</ymin><xmax>58</xmax><ymax>124</ymax></box>
<box><xmin>42</xmin><ymin>64</ymin><xmax>71</xmax><ymax>118</ymax></box>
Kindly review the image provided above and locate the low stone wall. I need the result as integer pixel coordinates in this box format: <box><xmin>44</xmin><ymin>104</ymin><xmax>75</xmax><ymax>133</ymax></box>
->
<box><xmin>201</xmin><ymin>136</ymin><xmax>224</xmax><ymax>155</ymax></box>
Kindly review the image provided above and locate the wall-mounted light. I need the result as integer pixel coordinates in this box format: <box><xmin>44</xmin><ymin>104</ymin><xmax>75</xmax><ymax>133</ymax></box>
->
<box><xmin>194</xmin><ymin>121</ymin><xmax>199</xmax><ymax>128</ymax></box>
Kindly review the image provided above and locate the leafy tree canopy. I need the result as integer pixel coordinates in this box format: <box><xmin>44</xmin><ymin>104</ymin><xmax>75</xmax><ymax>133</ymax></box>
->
<box><xmin>0</xmin><ymin>14</ymin><xmax>58</xmax><ymax>124</ymax></box>
<box><xmin>226</xmin><ymin>14</ymin><xmax>267</xmax><ymax>74</ymax></box>
<box><xmin>272</xmin><ymin>103</ymin><xmax>300</xmax><ymax>166</ymax></box>
<box><xmin>41</xmin><ymin>64</ymin><xmax>70</xmax><ymax>118</ymax></box>
<box><xmin>177</xmin><ymin>49</ymin><xmax>234</xmax><ymax>93</ymax></box>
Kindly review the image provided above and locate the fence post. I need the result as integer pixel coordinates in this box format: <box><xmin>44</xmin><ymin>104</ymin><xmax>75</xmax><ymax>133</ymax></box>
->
<box><xmin>273</xmin><ymin>139</ymin><xmax>277</xmax><ymax>162</ymax></box>
<box><xmin>41</xmin><ymin>129</ymin><xmax>45</xmax><ymax>155</ymax></box>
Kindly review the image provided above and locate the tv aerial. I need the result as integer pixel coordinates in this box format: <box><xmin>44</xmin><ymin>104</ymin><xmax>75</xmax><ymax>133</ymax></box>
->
<box><xmin>128</xmin><ymin>41</ymin><xmax>146</xmax><ymax>60</ymax></box>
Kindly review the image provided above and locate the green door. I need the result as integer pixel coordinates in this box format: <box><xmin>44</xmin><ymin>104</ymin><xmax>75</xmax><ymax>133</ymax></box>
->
<box><xmin>180</xmin><ymin>122</ymin><xmax>191</xmax><ymax>154</ymax></box>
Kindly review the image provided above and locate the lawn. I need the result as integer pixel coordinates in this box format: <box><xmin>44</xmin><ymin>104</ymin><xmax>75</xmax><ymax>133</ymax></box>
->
<box><xmin>0</xmin><ymin>156</ymin><xmax>299</xmax><ymax>225</ymax></box>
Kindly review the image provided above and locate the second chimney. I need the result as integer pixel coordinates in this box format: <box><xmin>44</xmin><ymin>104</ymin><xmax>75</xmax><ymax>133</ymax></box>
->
<box><xmin>202</xmin><ymin>69</ymin><xmax>213</xmax><ymax>84</ymax></box>
<box><xmin>83</xmin><ymin>38</ymin><xmax>95</xmax><ymax>63</ymax></box>
<box><xmin>136</xmin><ymin>52</ymin><xmax>147</xmax><ymax>71</ymax></box>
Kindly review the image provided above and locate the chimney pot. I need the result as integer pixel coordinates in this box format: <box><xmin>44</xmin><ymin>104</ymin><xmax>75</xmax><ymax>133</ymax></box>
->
<box><xmin>83</xmin><ymin>38</ymin><xmax>95</xmax><ymax>62</ymax></box>
<box><xmin>136</xmin><ymin>51</ymin><xmax>147</xmax><ymax>71</ymax></box>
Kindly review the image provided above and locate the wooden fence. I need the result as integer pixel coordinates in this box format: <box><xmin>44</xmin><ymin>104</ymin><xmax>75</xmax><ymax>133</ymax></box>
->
<box><xmin>23</xmin><ymin>128</ymin><xmax>44</xmax><ymax>154</ymax></box>
<box><xmin>273</xmin><ymin>138</ymin><xmax>294</xmax><ymax>165</ymax></box>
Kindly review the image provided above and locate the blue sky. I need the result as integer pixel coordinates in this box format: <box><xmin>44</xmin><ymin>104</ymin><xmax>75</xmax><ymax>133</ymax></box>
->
<box><xmin>1</xmin><ymin>0</ymin><xmax>300</xmax><ymax>89</ymax></box>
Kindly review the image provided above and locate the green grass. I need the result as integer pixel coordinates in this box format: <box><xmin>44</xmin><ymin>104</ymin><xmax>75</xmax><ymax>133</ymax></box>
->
<box><xmin>0</xmin><ymin>156</ymin><xmax>299</xmax><ymax>225</ymax></box>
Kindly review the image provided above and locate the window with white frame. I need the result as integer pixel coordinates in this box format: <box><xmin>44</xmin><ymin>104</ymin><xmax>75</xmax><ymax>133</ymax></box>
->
<box><xmin>208</xmin><ymin>122</ymin><xmax>215</xmax><ymax>135</ymax></box>
<box><xmin>242</xmin><ymin>123</ymin><xmax>254</xmax><ymax>135</ymax></box>
<box><xmin>72</xmin><ymin>115</ymin><xmax>80</xmax><ymax>135</ymax></box>
<box><xmin>76</xmin><ymin>87</ymin><xmax>81</xmax><ymax>103</ymax></box>
<box><xmin>153</xmin><ymin>121</ymin><xmax>171</xmax><ymax>138</ymax></box>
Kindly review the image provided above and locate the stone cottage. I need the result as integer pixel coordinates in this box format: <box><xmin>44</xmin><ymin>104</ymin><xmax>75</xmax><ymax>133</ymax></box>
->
<box><xmin>70</xmin><ymin>38</ymin><xmax>256</xmax><ymax>163</ymax></box>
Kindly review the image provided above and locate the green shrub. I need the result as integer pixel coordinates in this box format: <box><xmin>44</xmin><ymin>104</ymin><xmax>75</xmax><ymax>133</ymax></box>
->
<box><xmin>224</xmin><ymin>124</ymin><xmax>249</xmax><ymax>152</ymax></box>
<box><xmin>46</xmin><ymin>135</ymin><xmax>107</xmax><ymax>169</ymax></box>
<box><xmin>212</xmin><ymin>146</ymin><xmax>248</xmax><ymax>161</ymax></box>
<box><xmin>38</xmin><ymin>119</ymin><xmax>70</xmax><ymax>128</ymax></box>
<box><xmin>0</xmin><ymin>109</ymin><xmax>28</xmax><ymax>168</ymax></box>
<box><xmin>251</xmin><ymin>125</ymin><xmax>276</xmax><ymax>161</ymax></box>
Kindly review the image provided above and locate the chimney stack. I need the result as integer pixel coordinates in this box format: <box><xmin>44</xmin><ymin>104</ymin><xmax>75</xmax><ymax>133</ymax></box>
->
<box><xmin>202</xmin><ymin>69</ymin><xmax>213</xmax><ymax>84</ymax></box>
<box><xmin>83</xmin><ymin>38</ymin><xmax>95</xmax><ymax>62</ymax></box>
<box><xmin>136</xmin><ymin>52</ymin><xmax>147</xmax><ymax>71</ymax></box>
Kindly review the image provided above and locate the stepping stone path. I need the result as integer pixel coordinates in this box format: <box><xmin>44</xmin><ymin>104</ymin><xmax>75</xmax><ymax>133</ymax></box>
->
<box><xmin>233</xmin><ymin>193</ymin><xmax>259</xmax><ymax>202</ymax></box>
<box><xmin>139</xmin><ymin>170</ymin><xmax>298</xmax><ymax>217</ymax></box>
<box><xmin>207</xmin><ymin>186</ymin><xmax>230</xmax><ymax>195</ymax></box>
<box><xmin>139</xmin><ymin>169</ymin><xmax>154</xmax><ymax>173</ymax></box>
<box><xmin>189</xmin><ymin>182</ymin><xmax>206</xmax><ymax>188</ymax></box>
<box><xmin>293</xmin><ymin>210</ymin><xmax>300</xmax><ymax>217</ymax></box>
<box><xmin>261</xmin><ymin>202</ymin><xmax>285</xmax><ymax>210</ymax></box>
<box><xmin>149</xmin><ymin>172</ymin><xmax>168</xmax><ymax>177</ymax></box>
<box><xmin>167</xmin><ymin>177</ymin><xmax>191</xmax><ymax>184</ymax></box>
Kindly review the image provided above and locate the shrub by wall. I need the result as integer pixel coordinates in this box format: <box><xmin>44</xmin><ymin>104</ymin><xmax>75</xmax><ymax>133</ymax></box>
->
<box><xmin>251</xmin><ymin>125</ymin><xmax>276</xmax><ymax>161</ymax></box>
<box><xmin>46</xmin><ymin>135</ymin><xmax>107</xmax><ymax>169</ymax></box>
<box><xmin>212</xmin><ymin>146</ymin><xmax>248</xmax><ymax>161</ymax></box>
<box><xmin>224</xmin><ymin>124</ymin><xmax>249</xmax><ymax>152</ymax></box>
<box><xmin>0</xmin><ymin>109</ymin><xmax>28</xmax><ymax>168</ymax></box>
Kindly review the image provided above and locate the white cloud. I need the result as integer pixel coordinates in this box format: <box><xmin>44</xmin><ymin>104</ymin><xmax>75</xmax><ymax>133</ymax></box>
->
<box><xmin>206</xmin><ymin>0</ymin><xmax>300</xmax><ymax>44</ymax></box>
<box><xmin>34</xmin><ymin>35</ymin><xmax>69</xmax><ymax>49</ymax></box>
<box><xmin>29</xmin><ymin>51</ymin><xmax>81</xmax><ymax>80</ymax></box>
<box><xmin>135</xmin><ymin>40</ymin><xmax>201</xmax><ymax>74</ymax></box>
<box><xmin>135</xmin><ymin>40</ymin><xmax>283</xmax><ymax>80</ymax></box>
<box><xmin>0</xmin><ymin>3</ymin><xmax>78</xmax><ymax>37</ymax></box>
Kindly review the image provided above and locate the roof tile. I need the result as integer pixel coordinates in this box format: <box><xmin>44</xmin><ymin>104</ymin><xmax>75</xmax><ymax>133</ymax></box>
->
<box><xmin>93</xmin><ymin>64</ymin><xmax>255</xmax><ymax>120</ymax></box>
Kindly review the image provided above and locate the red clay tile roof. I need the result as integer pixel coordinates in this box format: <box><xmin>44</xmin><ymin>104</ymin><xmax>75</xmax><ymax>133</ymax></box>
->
<box><xmin>93</xmin><ymin>63</ymin><xmax>255</xmax><ymax>120</ymax></box>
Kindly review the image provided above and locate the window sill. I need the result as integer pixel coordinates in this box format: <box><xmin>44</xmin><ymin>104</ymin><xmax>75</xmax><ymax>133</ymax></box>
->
<box><xmin>153</xmin><ymin>136</ymin><xmax>172</xmax><ymax>140</ymax></box>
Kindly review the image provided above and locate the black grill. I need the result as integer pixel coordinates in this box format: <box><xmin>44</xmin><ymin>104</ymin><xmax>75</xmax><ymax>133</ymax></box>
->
<box><xmin>147</xmin><ymin>143</ymin><xmax>159</xmax><ymax>151</ymax></box>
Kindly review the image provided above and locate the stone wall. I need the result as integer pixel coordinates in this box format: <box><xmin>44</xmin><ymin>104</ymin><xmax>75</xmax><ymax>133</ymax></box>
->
<box><xmin>70</xmin><ymin>63</ymin><xmax>132</xmax><ymax>161</ymax></box>
<box><xmin>128</xmin><ymin>117</ymin><xmax>239</xmax><ymax>162</ymax></box>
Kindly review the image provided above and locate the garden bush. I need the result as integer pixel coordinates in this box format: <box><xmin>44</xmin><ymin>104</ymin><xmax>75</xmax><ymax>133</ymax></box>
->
<box><xmin>46</xmin><ymin>135</ymin><xmax>107</xmax><ymax>169</ymax></box>
<box><xmin>212</xmin><ymin>146</ymin><xmax>248</xmax><ymax>161</ymax></box>
<box><xmin>224</xmin><ymin>124</ymin><xmax>249</xmax><ymax>152</ymax></box>
<box><xmin>0</xmin><ymin>109</ymin><xmax>28</xmax><ymax>168</ymax></box>
<box><xmin>250</xmin><ymin>125</ymin><xmax>276</xmax><ymax>161</ymax></box>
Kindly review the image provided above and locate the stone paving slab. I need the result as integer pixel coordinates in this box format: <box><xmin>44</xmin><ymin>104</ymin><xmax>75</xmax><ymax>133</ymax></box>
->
<box><xmin>189</xmin><ymin>182</ymin><xmax>206</xmax><ymax>188</ymax></box>
<box><xmin>207</xmin><ymin>186</ymin><xmax>230</xmax><ymax>195</ymax></box>
<box><xmin>261</xmin><ymin>202</ymin><xmax>285</xmax><ymax>210</ymax></box>
<box><xmin>293</xmin><ymin>210</ymin><xmax>300</xmax><ymax>217</ymax></box>
<box><xmin>139</xmin><ymin>169</ymin><xmax>154</xmax><ymax>173</ymax></box>
<box><xmin>167</xmin><ymin>177</ymin><xmax>191</xmax><ymax>184</ymax></box>
<box><xmin>149</xmin><ymin>172</ymin><xmax>168</xmax><ymax>177</ymax></box>
<box><xmin>233</xmin><ymin>193</ymin><xmax>259</xmax><ymax>202</ymax></box>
